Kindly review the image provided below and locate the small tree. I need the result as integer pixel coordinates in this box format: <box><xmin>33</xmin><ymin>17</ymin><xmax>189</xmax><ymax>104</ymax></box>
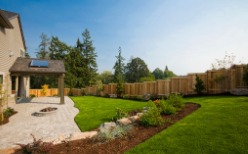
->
<box><xmin>194</xmin><ymin>75</ymin><xmax>205</xmax><ymax>95</ymax></box>
<box><xmin>211</xmin><ymin>52</ymin><xmax>237</xmax><ymax>70</ymax></box>
<box><xmin>96</xmin><ymin>80</ymin><xmax>103</xmax><ymax>96</ymax></box>
<box><xmin>243</xmin><ymin>64</ymin><xmax>248</xmax><ymax>86</ymax></box>
<box><xmin>113</xmin><ymin>47</ymin><xmax>125</xmax><ymax>97</ymax></box>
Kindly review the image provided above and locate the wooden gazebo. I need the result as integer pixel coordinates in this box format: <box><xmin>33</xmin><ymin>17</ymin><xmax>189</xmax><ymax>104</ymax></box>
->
<box><xmin>9</xmin><ymin>57</ymin><xmax>66</xmax><ymax>104</ymax></box>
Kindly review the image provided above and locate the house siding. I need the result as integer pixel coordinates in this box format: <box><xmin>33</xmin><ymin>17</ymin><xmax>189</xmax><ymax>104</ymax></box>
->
<box><xmin>0</xmin><ymin>15</ymin><xmax>25</xmax><ymax>96</ymax></box>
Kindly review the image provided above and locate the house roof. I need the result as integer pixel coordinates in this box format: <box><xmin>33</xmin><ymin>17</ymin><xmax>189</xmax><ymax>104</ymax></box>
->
<box><xmin>0</xmin><ymin>9</ymin><xmax>26</xmax><ymax>50</ymax></box>
<box><xmin>9</xmin><ymin>57</ymin><xmax>66</xmax><ymax>75</ymax></box>
<box><xmin>0</xmin><ymin>10</ymin><xmax>14</xmax><ymax>28</ymax></box>
<box><xmin>0</xmin><ymin>10</ymin><xmax>18</xmax><ymax>19</ymax></box>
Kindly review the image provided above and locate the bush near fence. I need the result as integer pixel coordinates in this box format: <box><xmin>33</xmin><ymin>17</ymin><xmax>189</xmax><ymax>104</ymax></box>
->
<box><xmin>29</xmin><ymin>64</ymin><xmax>247</xmax><ymax>97</ymax></box>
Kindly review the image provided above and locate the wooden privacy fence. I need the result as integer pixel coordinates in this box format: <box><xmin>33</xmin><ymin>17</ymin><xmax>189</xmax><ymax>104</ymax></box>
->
<box><xmin>29</xmin><ymin>88</ymin><xmax>70</xmax><ymax>97</ymax></box>
<box><xmin>29</xmin><ymin>64</ymin><xmax>247</xmax><ymax>97</ymax></box>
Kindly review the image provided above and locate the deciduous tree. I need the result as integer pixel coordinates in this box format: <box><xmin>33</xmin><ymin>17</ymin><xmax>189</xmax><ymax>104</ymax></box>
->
<box><xmin>152</xmin><ymin>68</ymin><xmax>164</xmax><ymax>80</ymax></box>
<box><xmin>211</xmin><ymin>52</ymin><xmax>238</xmax><ymax>70</ymax></box>
<box><xmin>125</xmin><ymin>57</ymin><xmax>150</xmax><ymax>83</ymax></box>
<box><xmin>98</xmin><ymin>70</ymin><xmax>113</xmax><ymax>84</ymax></box>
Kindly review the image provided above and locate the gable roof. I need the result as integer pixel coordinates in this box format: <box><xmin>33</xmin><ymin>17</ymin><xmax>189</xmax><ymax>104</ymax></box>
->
<box><xmin>9</xmin><ymin>57</ymin><xmax>66</xmax><ymax>75</ymax></box>
<box><xmin>0</xmin><ymin>10</ymin><xmax>14</xmax><ymax>28</ymax></box>
<box><xmin>0</xmin><ymin>9</ymin><xmax>26</xmax><ymax>50</ymax></box>
<box><xmin>0</xmin><ymin>10</ymin><xmax>18</xmax><ymax>19</ymax></box>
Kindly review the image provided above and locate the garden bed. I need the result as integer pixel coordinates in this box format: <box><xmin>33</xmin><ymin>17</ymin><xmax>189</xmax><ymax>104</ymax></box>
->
<box><xmin>0</xmin><ymin>110</ymin><xmax>17</xmax><ymax>126</ymax></box>
<box><xmin>43</xmin><ymin>103</ymin><xmax>199</xmax><ymax>154</ymax></box>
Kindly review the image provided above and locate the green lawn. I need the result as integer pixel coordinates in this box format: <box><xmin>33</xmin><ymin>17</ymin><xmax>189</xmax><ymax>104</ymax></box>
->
<box><xmin>126</xmin><ymin>96</ymin><xmax>248</xmax><ymax>154</ymax></box>
<box><xmin>71</xmin><ymin>96</ymin><xmax>148</xmax><ymax>131</ymax></box>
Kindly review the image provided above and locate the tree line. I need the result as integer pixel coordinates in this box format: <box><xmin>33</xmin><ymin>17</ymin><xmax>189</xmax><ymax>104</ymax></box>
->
<box><xmin>30</xmin><ymin>29</ymin><xmax>176</xmax><ymax>91</ymax></box>
<box><xmin>31</xmin><ymin>29</ymin><xmax>97</xmax><ymax>89</ymax></box>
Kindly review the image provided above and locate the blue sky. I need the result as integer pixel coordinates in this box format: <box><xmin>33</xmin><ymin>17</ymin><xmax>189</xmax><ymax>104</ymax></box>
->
<box><xmin>1</xmin><ymin>0</ymin><xmax>248</xmax><ymax>75</ymax></box>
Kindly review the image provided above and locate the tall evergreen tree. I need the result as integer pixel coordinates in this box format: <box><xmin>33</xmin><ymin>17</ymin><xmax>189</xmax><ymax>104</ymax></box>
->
<box><xmin>36</xmin><ymin>33</ymin><xmax>50</xmax><ymax>59</ymax></box>
<box><xmin>49</xmin><ymin>36</ymin><xmax>69</xmax><ymax>60</ymax></box>
<box><xmin>31</xmin><ymin>33</ymin><xmax>51</xmax><ymax>88</ymax></box>
<box><xmin>113</xmin><ymin>47</ymin><xmax>125</xmax><ymax>97</ymax></box>
<box><xmin>66</xmin><ymin>47</ymin><xmax>81</xmax><ymax>88</ymax></box>
<box><xmin>77</xmin><ymin>29</ymin><xmax>98</xmax><ymax>87</ymax></box>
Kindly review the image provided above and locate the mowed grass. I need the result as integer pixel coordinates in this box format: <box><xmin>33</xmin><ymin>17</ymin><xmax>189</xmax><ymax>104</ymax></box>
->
<box><xmin>71</xmin><ymin>96</ymin><xmax>148</xmax><ymax>131</ymax></box>
<box><xmin>127</xmin><ymin>96</ymin><xmax>248</xmax><ymax>154</ymax></box>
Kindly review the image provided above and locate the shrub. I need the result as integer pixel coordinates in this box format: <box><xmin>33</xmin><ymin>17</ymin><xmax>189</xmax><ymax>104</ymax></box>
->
<box><xmin>29</xmin><ymin>94</ymin><xmax>36</xmax><ymax>98</ymax></box>
<box><xmin>123</xmin><ymin>95</ymin><xmax>130</xmax><ymax>100</ymax></box>
<box><xmin>167</xmin><ymin>93</ymin><xmax>184</xmax><ymax>109</ymax></box>
<box><xmin>113</xmin><ymin>108</ymin><xmax>127</xmax><ymax>121</ymax></box>
<box><xmin>153</xmin><ymin>99</ymin><xmax>160</xmax><ymax>107</ymax></box>
<box><xmin>16</xmin><ymin>134</ymin><xmax>53</xmax><ymax>154</ymax></box>
<box><xmin>3</xmin><ymin>107</ymin><xmax>15</xmax><ymax>118</ymax></box>
<box><xmin>41</xmin><ymin>84</ymin><xmax>49</xmax><ymax>96</ymax></box>
<box><xmin>194</xmin><ymin>74</ymin><xmax>205</xmax><ymax>95</ymax></box>
<box><xmin>160</xmin><ymin>99</ymin><xmax>176</xmax><ymax>115</ymax></box>
<box><xmin>96</xmin><ymin>124</ymin><xmax>133</xmax><ymax>141</ymax></box>
<box><xmin>140</xmin><ymin>101</ymin><xmax>164</xmax><ymax>127</ymax></box>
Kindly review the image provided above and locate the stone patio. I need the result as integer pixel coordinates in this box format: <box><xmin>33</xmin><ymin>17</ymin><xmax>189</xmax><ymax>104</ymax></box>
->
<box><xmin>0</xmin><ymin>96</ymin><xmax>81</xmax><ymax>149</ymax></box>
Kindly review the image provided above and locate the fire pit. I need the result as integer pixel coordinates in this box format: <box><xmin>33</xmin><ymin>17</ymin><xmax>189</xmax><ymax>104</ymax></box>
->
<box><xmin>32</xmin><ymin>107</ymin><xmax>58</xmax><ymax>117</ymax></box>
<box><xmin>39</xmin><ymin>107</ymin><xmax>58</xmax><ymax>113</ymax></box>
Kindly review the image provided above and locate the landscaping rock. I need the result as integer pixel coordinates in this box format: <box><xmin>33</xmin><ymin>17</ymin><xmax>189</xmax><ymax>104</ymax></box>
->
<box><xmin>70</xmin><ymin>131</ymin><xmax>97</xmax><ymax>141</ymax></box>
<box><xmin>50</xmin><ymin>134</ymin><xmax>71</xmax><ymax>144</ymax></box>
<box><xmin>100</xmin><ymin>122</ymin><xmax>116</xmax><ymax>132</ymax></box>
<box><xmin>230</xmin><ymin>88</ymin><xmax>248</xmax><ymax>96</ymax></box>
<box><xmin>117</xmin><ymin>118</ymin><xmax>132</xmax><ymax>125</ymax></box>
<box><xmin>129</xmin><ymin>113</ymin><xmax>143</xmax><ymax>122</ymax></box>
<box><xmin>137</xmin><ymin>112</ymin><xmax>143</xmax><ymax>117</ymax></box>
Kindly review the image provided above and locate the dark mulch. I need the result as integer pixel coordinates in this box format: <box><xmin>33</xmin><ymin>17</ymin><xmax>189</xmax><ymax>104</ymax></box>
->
<box><xmin>14</xmin><ymin>103</ymin><xmax>200</xmax><ymax>154</ymax></box>
<box><xmin>0</xmin><ymin>111</ymin><xmax>17</xmax><ymax>126</ymax></box>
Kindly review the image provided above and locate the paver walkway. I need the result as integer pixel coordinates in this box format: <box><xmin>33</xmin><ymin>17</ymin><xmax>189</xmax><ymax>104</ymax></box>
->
<box><xmin>0</xmin><ymin>96</ymin><xmax>81</xmax><ymax>149</ymax></box>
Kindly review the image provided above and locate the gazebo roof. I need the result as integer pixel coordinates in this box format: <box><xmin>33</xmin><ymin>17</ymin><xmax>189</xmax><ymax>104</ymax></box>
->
<box><xmin>10</xmin><ymin>57</ymin><xmax>66</xmax><ymax>75</ymax></box>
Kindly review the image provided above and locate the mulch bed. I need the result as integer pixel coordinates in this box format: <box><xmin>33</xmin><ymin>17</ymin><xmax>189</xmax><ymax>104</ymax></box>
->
<box><xmin>0</xmin><ymin>111</ymin><xmax>17</xmax><ymax>126</ymax></box>
<box><xmin>13</xmin><ymin>103</ymin><xmax>200</xmax><ymax>154</ymax></box>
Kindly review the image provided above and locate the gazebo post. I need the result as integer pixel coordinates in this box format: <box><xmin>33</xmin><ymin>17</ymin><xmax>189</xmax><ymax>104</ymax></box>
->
<box><xmin>59</xmin><ymin>74</ymin><xmax>64</xmax><ymax>104</ymax></box>
<box><xmin>58</xmin><ymin>75</ymin><xmax>61</xmax><ymax>97</ymax></box>
<box><xmin>15</xmin><ymin>76</ymin><xmax>19</xmax><ymax>96</ymax></box>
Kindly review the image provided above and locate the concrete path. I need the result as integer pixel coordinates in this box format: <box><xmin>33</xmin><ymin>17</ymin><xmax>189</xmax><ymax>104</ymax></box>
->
<box><xmin>0</xmin><ymin>96</ymin><xmax>81</xmax><ymax>149</ymax></box>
